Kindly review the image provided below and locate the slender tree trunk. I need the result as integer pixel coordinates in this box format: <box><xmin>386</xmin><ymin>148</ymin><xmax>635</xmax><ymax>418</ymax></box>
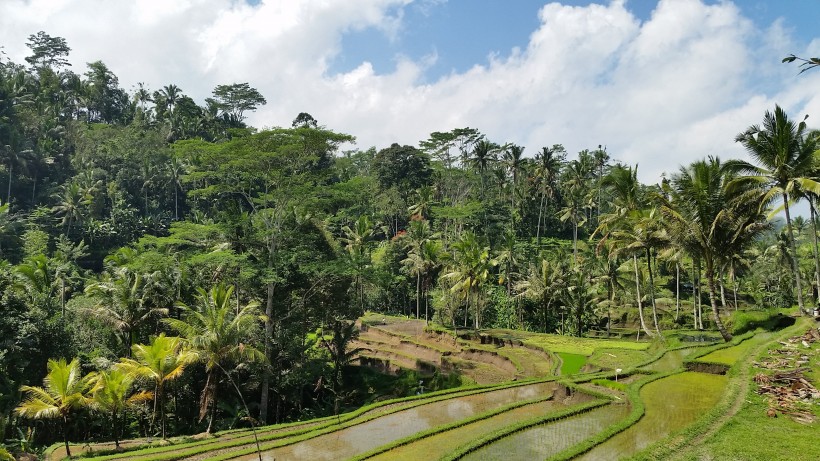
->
<box><xmin>675</xmin><ymin>262</ymin><xmax>681</xmax><ymax>321</ymax></box>
<box><xmin>633</xmin><ymin>254</ymin><xmax>652</xmax><ymax>337</ymax></box>
<box><xmin>63</xmin><ymin>417</ymin><xmax>72</xmax><ymax>459</ymax></box>
<box><xmin>7</xmin><ymin>162</ymin><xmax>11</xmax><ymax>208</ymax></box>
<box><xmin>706</xmin><ymin>265</ymin><xmax>732</xmax><ymax>342</ymax></box>
<box><xmin>782</xmin><ymin>193</ymin><xmax>806</xmax><ymax>314</ymax></box>
<box><xmin>810</xmin><ymin>200</ymin><xmax>820</xmax><ymax>305</ymax></box>
<box><xmin>113</xmin><ymin>411</ymin><xmax>120</xmax><ymax>449</ymax></box>
<box><xmin>415</xmin><ymin>272</ymin><xmax>421</xmax><ymax>319</ymax></box>
<box><xmin>174</xmin><ymin>183</ymin><xmax>179</xmax><ymax>220</ymax></box>
<box><xmin>537</xmin><ymin>189</ymin><xmax>546</xmax><ymax>246</ymax></box>
<box><xmin>260</xmin><ymin>282</ymin><xmax>274</xmax><ymax>423</ymax></box>
<box><xmin>732</xmin><ymin>271</ymin><xmax>738</xmax><ymax>311</ymax></box>
<box><xmin>719</xmin><ymin>272</ymin><xmax>727</xmax><ymax>310</ymax></box>
<box><xmin>645</xmin><ymin>248</ymin><xmax>662</xmax><ymax>337</ymax></box>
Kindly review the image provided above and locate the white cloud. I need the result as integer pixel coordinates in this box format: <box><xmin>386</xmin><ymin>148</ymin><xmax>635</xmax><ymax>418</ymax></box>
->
<box><xmin>1</xmin><ymin>0</ymin><xmax>817</xmax><ymax>184</ymax></box>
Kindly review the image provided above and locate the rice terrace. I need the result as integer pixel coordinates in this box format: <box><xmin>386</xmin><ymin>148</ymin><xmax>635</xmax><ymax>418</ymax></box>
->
<box><xmin>2</xmin><ymin>1</ymin><xmax>820</xmax><ymax>460</ymax></box>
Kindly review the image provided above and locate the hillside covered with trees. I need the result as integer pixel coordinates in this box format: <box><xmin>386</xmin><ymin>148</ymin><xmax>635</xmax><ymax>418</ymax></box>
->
<box><xmin>1</xmin><ymin>32</ymin><xmax>818</xmax><ymax>450</ymax></box>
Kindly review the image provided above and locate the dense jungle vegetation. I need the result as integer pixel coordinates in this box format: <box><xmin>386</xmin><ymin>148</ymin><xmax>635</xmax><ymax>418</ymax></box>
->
<box><xmin>1</xmin><ymin>32</ymin><xmax>818</xmax><ymax>451</ymax></box>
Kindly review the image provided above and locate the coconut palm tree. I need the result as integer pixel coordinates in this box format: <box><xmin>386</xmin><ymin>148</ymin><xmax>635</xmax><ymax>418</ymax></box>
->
<box><xmin>535</xmin><ymin>145</ymin><xmax>565</xmax><ymax>245</ymax></box>
<box><xmin>165</xmin><ymin>284</ymin><xmax>266</xmax><ymax>433</ymax></box>
<box><xmin>117</xmin><ymin>334</ymin><xmax>195</xmax><ymax>439</ymax></box>
<box><xmin>659</xmin><ymin>157</ymin><xmax>768</xmax><ymax>341</ymax></box>
<box><xmin>15</xmin><ymin>358</ymin><xmax>92</xmax><ymax>458</ymax></box>
<box><xmin>83</xmin><ymin>268</ymin><xmax>169</xmax><ymax>357</ymax></box>
<box><xmin>516</xmin><ymin>256</ymin><xmax>567</xmax><ymax>334</ymax></box>
<box><xmin>88</xmin><ymin>367</ymin><xmax>150</xmax><ymax>449</ymax></box>
<box><xmin>442</xmin><ymin>231</ymin><xmax>494</xmax><ymax>329</ymax></box>
<box><xmin>610</xmin><ymin>209</ymin><xmax>669</xmax><ymax>337</ymax></box>
<box><xmin>733</xmin><ymin>105</ymin><xmax>820</xmax><ymax>315</ymax></box>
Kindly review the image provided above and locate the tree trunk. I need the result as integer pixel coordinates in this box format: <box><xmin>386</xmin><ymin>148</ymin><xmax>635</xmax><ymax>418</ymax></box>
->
<box><xmin>645</xmin><ymin>248</ymin><xmax>662</xmax><ymax>337</ymax></box>
<box><xmin>705</xmin><ymin>265</ymin><xmax>732</xmax><ymax>342</ymax></box>
<box><xmin>675</xmin><ymin>262</ymin><xmax>680</xmax><ymax>321</ymax></box>
<box><xmin>782</xmin><ymin>192</ymin><xmax>806</xmax><ymax>314</ymax></box>
<box><xmin>633</xmin><ymin>254</ymin><xmax>652</xmax><ymax>337</ymax></box>
<box><xmin>416</xmin><ymin>272</ymin><xmax>421</xmax><ymax>319</ymax></box>
<box><xmin>259</xmin><ymin>282</ymin><xmax>274</xmax><ymax>423</ymax></box>
<box><xmin>537</xmin><ymin>189</ymin><xmax>546</xmax><ymax>246</ymax></box>
<box><xmin>63</xmin><ymin>416</ymin><xmax>72</xmax><ymax>459</ymax></box>
<box><xmin>810</xmin><ymin>200</ymin><xmax>820</xmax><ymax>306</ymax></box>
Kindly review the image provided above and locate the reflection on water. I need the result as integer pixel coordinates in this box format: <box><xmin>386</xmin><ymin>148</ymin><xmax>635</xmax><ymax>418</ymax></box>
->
<box><xmin>577</xmin><ymin>372</ymin><xmax>726</xmax><ymax>461</ymax></box>
<box><xmin>371</xmin><ymin>388</ymin><xmax>596</xmax><ymax>461</ymax></box>
<box><xmin>241</xmin><ymin>382</ymin><xmax>557</xmax><ymax>461</ymax></box>
<box><xmin>462</xmin><ymin>402</ymin><xmax>631</xmax><ymax>461</ymax></box>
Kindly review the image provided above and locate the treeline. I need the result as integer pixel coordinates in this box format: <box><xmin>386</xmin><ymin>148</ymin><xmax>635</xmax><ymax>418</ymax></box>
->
<box><xmin>0</xmin><ymin>32</ymin><xmax>818</xmax><ymax>447</ymax></box>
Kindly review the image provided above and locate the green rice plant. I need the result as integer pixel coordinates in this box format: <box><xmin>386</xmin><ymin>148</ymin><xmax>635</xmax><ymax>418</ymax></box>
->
<box><xmin>557</xmin><ymin>352</ymin><xmax>587</xmax><ymax>375</ymax></box>
<box><xmin>627</xmin><ymin>319</ymin><xmax>809</xmax><ymax>460</ymax></box>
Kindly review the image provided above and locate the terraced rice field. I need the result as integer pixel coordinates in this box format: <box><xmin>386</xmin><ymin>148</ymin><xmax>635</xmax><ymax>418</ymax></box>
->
<box><xmin>64</xmin><ymin>315</ymin><xmax>779</xmax><ymax>461</ymax></box>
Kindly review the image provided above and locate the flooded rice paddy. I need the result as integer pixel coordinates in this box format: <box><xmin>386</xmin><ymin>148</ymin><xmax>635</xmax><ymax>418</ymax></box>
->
<box><xmin>370</xmin><ymin>389</ymin><xmax>596</xmax><ymax>460</ymax></box>
<box><xmin>245</xmin><ymin>382</ymin><xmax>557</xmax><ymax>461</ymax></box>
<box><xmin>576</xmin><ymin>371</ymin><xmax>726</xmax><ymax>460</ymax></box>
<box><xmin>462</xmin><ymin>401</ymin><xmax>631</xmax><ymax>461</ymax></box>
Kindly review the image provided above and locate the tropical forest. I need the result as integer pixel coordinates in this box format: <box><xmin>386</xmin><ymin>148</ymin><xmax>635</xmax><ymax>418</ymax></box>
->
<box><xmin>0</xmin><ymin>32</ymin><xmax>818</xmax><ymax>461</ymax></box>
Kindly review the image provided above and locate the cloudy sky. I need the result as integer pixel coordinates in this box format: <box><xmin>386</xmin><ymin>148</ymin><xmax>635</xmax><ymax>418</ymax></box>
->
<box><xmin>1</xmin><ymin>0</ymin><xmax>819</xmax><ymax>183</ymax></box>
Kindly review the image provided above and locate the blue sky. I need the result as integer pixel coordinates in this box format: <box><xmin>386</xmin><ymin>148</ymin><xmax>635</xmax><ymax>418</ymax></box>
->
<box><xmin>1</xmin><ymin>0</ymin><xmax>819</xmax><ymax>182</ymax></box>
<box><xmin>330</xmin><ymin>1</ymin><xmax>820</xmax><ymax>81</ymax></box>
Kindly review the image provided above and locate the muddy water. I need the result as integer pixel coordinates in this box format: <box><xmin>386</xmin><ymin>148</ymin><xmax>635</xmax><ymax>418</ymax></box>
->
<box><xmin>462</xmin><ymin>402</ymin><xmax>631</xmax><ymax>461</ymax></box>
<box><xmin>370</xmin><ymin>390</ymin><xmax>595</xmax><ymax>461</ymax></box>
<box><xmin>640</xmin><ymin>347</ymin><xmax>698</xmax><ymax>372</ymax></box>
<box><xmin>577</xmin><ymin>371</ymin><xmax>726</xmax><ymax>460</ymax></box>
<box><xmin>242</xmin><ymin>382</ymin><xmax>557</xmax><ymax>461</ymax></box>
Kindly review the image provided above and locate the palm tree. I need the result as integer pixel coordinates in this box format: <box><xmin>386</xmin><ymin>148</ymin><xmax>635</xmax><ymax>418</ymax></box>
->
<box><xmin>118</xmin><ymin>334</ymin><xmax>195</xmax><ymax>439</ymax></box>
<box><xmin>408</xmin><ymin>186</ymin><xmax>435</xmax><ymax>221</ymax></box>
<box><xmin>442</xmin><ymin>231</ymin><xmax>494</xmax><ymax>329</ymax></box>
<box><xmin>733</xmin><ymin>105</ymin><xmax>820</xmax><ymax>315</ymax></box>
<box><xmin>15</xmin><ymin>358</ymin><xmax>92</xmax><ymax>458</ymax></box>
<box><xmin>165</xmin><ymin>284</ymin><xmax>266</xmax><ymax>433</ymax></box>
<box><xmin>659</xmin><ymin>157</ymin><xmax>768</xmax><ymax>341</ymax></box>
<box><xmin>88</xmin><ymin>367</ymin><xmax>150</xmax><ymax>449</ymax></box>
<box><xmin>535</xmin><ymin>145</ymin><xmax>564</xmax><ymax>245</ymax></box>
<box><xmin>402</xmin><ymin>220</ymin><xmax>433</xmax><ymax>319</ymax></box>
<box><xmin>83</xmin><ymin>268</ymin><xmax>169</xmax><ymax>357</ymax></box>
<box><xmin>516</xmin><ymin>256</ymin><xmax>567</xmax><ymax>333</ymax></box>
<box><xmin>502</xmin><ymin>144</ymin><xmax>525</xmax><ymax>220</ymax></box>
<box><xmin>52</xmin><ymin>182</ymin><xmax>88</xmax><ymax>236</ymax></box>
<box><xmin>341</xmin><ymin>215</ymin><xmax>376</xmax><ymax>312</ymax></box>
<box><xmin>610</xmin><ymin>209</ymin><xmax>668</xmax><ymax>337</ymax></box>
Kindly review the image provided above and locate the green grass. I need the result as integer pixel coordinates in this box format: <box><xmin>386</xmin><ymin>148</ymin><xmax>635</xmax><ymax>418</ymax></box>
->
<box><xmin>695</xmin><ymin>338</ymin><xmax>757</xmax><ymax>365</ymax></box>
<box><xmin>588</xmin><ymin>348</ymin><xmax>652</xmax><ymax>369</ymax></box>
<box><xmin>557</xmin><ymin>352</ymin><xmax>587</xmax><ymax>375</ymax></box>
<box><xmin>590</xmin><ymin>378</ymin><xmax>628</xmax><ymax>392</ymax></box>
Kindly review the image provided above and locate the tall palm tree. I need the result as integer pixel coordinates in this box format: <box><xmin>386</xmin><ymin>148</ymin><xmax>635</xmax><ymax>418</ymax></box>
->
<box><xmin>83</xmin><ymin>268</ymin><xmax>169</xmax><ymax>357</ymax></box>
<box><xmin>15</xmin><ymin>358</ymin><xmax>92</xmax><ymax>458</ymax></box>
<box><xmin>88</xmin><ymin>367</ymin><xmax>150</xmax><ymax>449</ymax></box>
<box><xmin>165</xmin><ymin>284</ymin><xmax>266</xmax><ymax>433</ymax></box>
<box><xmin>516</xmin><ymin>256</ymin><xmax>567</xmax><ymax>334</ymax></box>
<box><xmin>659</xmin><ymin>157</ymin><xmax>768</xmax><ymax>341</ymax></box>
<box><xmin>442</xmin><ymin>231</ymin><xmax>494</xmax><ymax>329</ymax></box>
<box><xmin>52</xmin><ymin>182</ymin><xmax>88</xmax><ymax>235</ymax></box>
<box><xmin>402</xmin><ymin>220</ymin><xmax>433</xmax><ymax>319</ymax></box>
<box><xmin>535</xmin><ymin>145</ymin><xmax>564</xmax><ymax>245</ymax></box>
<box><xmin>118</xmin><ymin>334</ymin><xmax>195</xmax><ymax>439</ymax></box>
<box><xmin>408</xmin><ymin>186</ymin><xmax>435</xmax><ymax>221</ymax></box>
<box><xmin>733</xmin><ymin>105</ymin><xmax>820</xmax><ymax>315</ymax></box>
<box><xmin>341</xmin><ymin>215</ymin><xmax>376</xmax><ymax>312</ymax></box>
<box><xmin>502</xmin><ymin>144</ymin><xmax>525</xmax><ymax>220</ymax></box>
<box><xmin>610</xmin><ymin>209</ymin><xmax>669</xmax><ymax>337</ymax></box>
